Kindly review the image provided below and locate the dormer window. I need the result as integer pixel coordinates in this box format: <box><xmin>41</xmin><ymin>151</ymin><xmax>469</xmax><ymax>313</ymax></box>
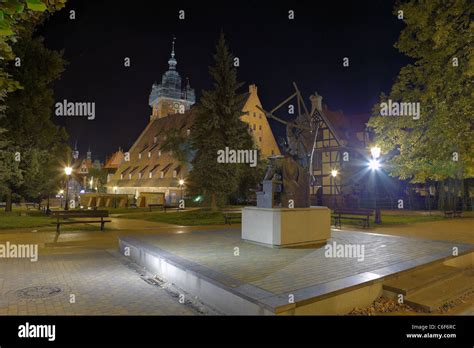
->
<box><xmin>138</xmin><ymin>153</ymin><xmax>142</xmax><ymax>159</ymax></box>
<box><xmin>148</xmin><ymin>152</ymin><xmax>151</xmax><ymax>158</ymax></box>
<box><xmin>138</xmin><ymin>172</ymin><xmax>142</xmax><ymax>179</ymax></box>
<box><xmin>173</xmin><ymin>170</ymin><xmax>177</xmax><ymax>178</ymax></box>
<box><xmin>153</xmin><ymin>136</ymin><xmax>157</xmax><ymax>143</ymax></box>
<box><xmin>149</xmin><ymin>172</ymin><xmax>153</xmax><ymax>178</ymax></box>
<box><xmin>158</xmin><ymin>150</ymin><xmax>161</xmax><ymax>157</ymax></box>
<box><xmin>187</xmin><ymin>129</ymin><xmax>191</xmax><ymax>136</ymax></box>
<box><xmin>120</xmin><ymin>174</ymin><xmax>123</xmax><ymax>180</ymax></box>
<box><xmin>160</xmin><ymin>171</ymin><xmax>164</xmax><ymax>179</ymax></box>
<box><xmin>128</xmin><ymin>173</ymin><xmax>132</xmax><ymax>179</ymax></box>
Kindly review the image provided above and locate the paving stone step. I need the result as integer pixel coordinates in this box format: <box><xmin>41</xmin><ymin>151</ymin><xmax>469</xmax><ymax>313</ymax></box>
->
<box><xmin>404</xmin><ymin>269</ymin><xmax>474</xmax><ymax>312</ymax></box>
<box><xmin>383</xmin><ymin>263</ymin><xmax>464</xmax><ymax>295</ymax></box>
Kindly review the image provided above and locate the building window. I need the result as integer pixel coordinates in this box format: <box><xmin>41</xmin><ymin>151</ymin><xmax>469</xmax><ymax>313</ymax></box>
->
<box><xmin>259</xmin><ymin>137</ymin><xmax>262</xmax><ymax>142</ymax></box>
<box><xmin>253</xmin><ymin>112</ymin><xmax>256</xmax><ymax>117</ymax></box>
<box><xmin>253</xmin><ymin>124</ymin><xmax>256</xmax><ymax>130</ymax></box>
<box><xmin>128</xmin><ymin>174</ymin><xmax>132</xmax><ymax>179</ymax></box>
<box><xmin>153</xmin><ymin>136</ymin><xmax>157</xmax><ymax>143</ymax></box>
<box><xmin>158</xmin><ymin>150</ymin><xmax>161</xmax><ymax>157</ymax></box>
<box><xmin>120</xmin><ymin>174</ymin><xmax>123</xmax><ymax>180</ymax></box>
<box><xmin>148</xmin><ymin>152</ymin><xmax>151</xmax><ymax>158</ymax></box>
<box><xmin>160</xmin><ymin>171</ymin><xmax>164</xmax><ymax>179</ymax></box>
<box><xmin>259</xmin><ymin>125</ymin><xmax>262</xmax><ymax>130</ymax></box>
<box><xmin>173</xmin><ymin>170</ymin><xmax>177</xmax><ymax>178</ymax></box>
<box><xmin>314</xmin><ymin>152</ymin><xmax>323</xmax><ymax>170</ymax></box>
<box><xmin>271</xmin><ymin>150</ymin><xmax>274</xmax><ymax>155</ymax></box>
<box><xmin>259</xmin><ymin>114</ymin><xmax>262</xmax><ymax>119</ymax></box>
<box><xmin>138</xmin><ymin>172</ymin><xmax>142</xmax><ymax>179</ymax></box>
<box><xmin>149</xmin><ymin>172</ymin><xmax>152</xmax><ymax>178</ymax></box>
<box><xmin>187</xmin><ymin>129</ymin><xmax>191</xmax><ymax>136</ymax></box>
<box><xmin>138</xmin><ymin>153</ymin><xmax>142</xmax><ymax>159</ymax></box>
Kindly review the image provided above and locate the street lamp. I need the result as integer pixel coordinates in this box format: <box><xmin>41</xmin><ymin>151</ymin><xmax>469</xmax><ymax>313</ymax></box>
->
<box><xmin>113</xmin><ymin>186</ymin><xmax>118</xmax><ymax>209</ymax></box>
<box><xmin>64</xmin><ymin>166</ymin><xmax>72</xmax><ymax>210</ymax></box>
<box><xmin>331</xmin><ymin>169</ymin><xmax>338</xmax><ymax>208</ymax></box>
<box><xmin>178</xmin><ymin>179</ymin><xmax>185</xmax><ymax>209</ymax></box>
<box><xmin>368</xmin><ymin>147</ymin><xmax>381</xmax><ymax>224</ymax></box>
<box><xmin>59</xmin><ymin>189</ymin><xmax>64</xmax><ymax>209</ymax></box>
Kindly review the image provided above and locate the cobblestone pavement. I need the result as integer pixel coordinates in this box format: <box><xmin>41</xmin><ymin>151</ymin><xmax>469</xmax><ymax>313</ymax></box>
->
<box><xmin>0</xmin><ymin>249</ymin><xmax>200</xmax><ymax>315</ymax></box>
<box><xmin>0</xmin><ymin>218</ymin><xmax>214</xmax><ymax>315</ymax></box>
<box><xmin>136</xmin><ymin>230</ymin><xmax>474</xmax><ymax>295</ymax></box>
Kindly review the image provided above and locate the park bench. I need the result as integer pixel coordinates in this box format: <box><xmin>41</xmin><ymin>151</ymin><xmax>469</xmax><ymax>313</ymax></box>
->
<box><xmin>332</xmin><ymin>208</ymin><xmax>374</xmax><ymax>228</ymax></box>
<box><xmin>148</xmin><ymin>203</ymin><xmax>164</xmax><ymax>211</ymax></box>
<box><xmin>444</xmin><ymin>209</ymin><xmax>462</xmax><ymax>218</ymax></box>
<box><xmin>51</xmin><ymin>210</ymin><xmax>111</xmax><ymax>234</ymax></box>
<box><xmin>222</xmin><ymin>209</ymin><xmax>242</xmax><ymax>225</ymax></box>
<box><xmin>25</xmin><ymin>203</ymin><xmax>38</xmax><ymax>210</ymax></box>
<box><xmin>164</xmin><ymin>204</ymin><xmax>181</xmax><ymax>212</ymax></box>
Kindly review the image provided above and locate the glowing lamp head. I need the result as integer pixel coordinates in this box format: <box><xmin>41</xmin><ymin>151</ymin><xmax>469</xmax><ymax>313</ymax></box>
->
<box><xmin>64</xmin><ymin>166</ymin><xmax>73</xmax><ymax>176</ymax></box>
<box><xmin>113</xmin><ymin>186</ymin><xmax>118</xmax><ymax>192</ymax></box>
<box><xmin>331</xmin><ymin>169</ymin><xmax>338</xmax><ymax>178</ymax></box>
<box><xmin>59</xmin><ymin>189</ymin><xmax>64</xmax><ymax>195</ymax></box>
<box><xmin>368</xmin><ymin>159</ymin><xmax>381</xmax><ymax>171</ymax></box>
<box><xmin>179</xmin><ymin>179</ymin><xmax>184</xmax><ymax>186</ymax></box>
<box><xmin>370</xmin><ymin>146</ymin><xmax>381</xmax><ymax>159</ymax></box>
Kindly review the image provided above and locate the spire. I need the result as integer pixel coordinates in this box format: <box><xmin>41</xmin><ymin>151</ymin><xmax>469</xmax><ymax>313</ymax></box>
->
<box><xmin>168</xmin><ymin>36</ymin><xmax>177</xmax><ymax>70</ymax></box>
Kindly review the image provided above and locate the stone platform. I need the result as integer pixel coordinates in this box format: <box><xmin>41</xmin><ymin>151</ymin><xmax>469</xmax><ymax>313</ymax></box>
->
<box><xmin>119</xmin><ymin>230</ymin><xmax>474</xmax><ymax>315</ymax></box>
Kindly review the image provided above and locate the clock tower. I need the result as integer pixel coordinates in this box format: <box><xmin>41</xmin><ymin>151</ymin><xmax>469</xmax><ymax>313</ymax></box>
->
<box><xmin>148</xmin><ymin>38</ymin><xmax>196</xmax><ymax>120</ymax></box>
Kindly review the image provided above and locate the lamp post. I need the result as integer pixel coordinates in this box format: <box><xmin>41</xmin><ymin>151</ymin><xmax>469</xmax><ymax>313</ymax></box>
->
<box><xmin>64</xmin><ymin>166</ymin><xmax>72</xmax><ymax>211</ymax></box>
<box><xmin>59</xmin><ymin>189</ymin><xmax>64</xmax><ymax>209</ymax></box>
<box><xmin>331</xmin><ymin>169</ymin><xmax>338</xmax><ymax>208</ymax></box>
<box><xmin>179</xmin><ymin>179</ymin><xmax>184</xmax><ymax>210</ymax></box>
<box><xmin>113</xmin><ymin>186</ymin><xmax>118</xmax><ymax>209</ymax></box>
<box><xmin>369</xmin><ymin>147</ymin><xmax>381</xmax><ymax>224</ymax></box>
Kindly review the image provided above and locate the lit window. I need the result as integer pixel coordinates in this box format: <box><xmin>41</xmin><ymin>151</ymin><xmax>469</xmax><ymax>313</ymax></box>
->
<box><xmin>148</xmin><ymin>152</ymin><xmax>151</xmax><ymax>158</ymax></box>
<box><xmin>153</xmin><ymin>137</ymin><xmax>157</xmax><ymax>143</ymax></box>
<box><xmin>138</xmin><ymin>153</ymin><xmax>142</xmax><ymax>159</ymax></box>
<box><xmin>120</xmin><ymin>174</ymin><xmax>123</xmax><ymax>180</ymax></box>
<box><xmin>128</xmin><ymin>174</ymin><xmax>132</xmax><ymax>179</ymax></box>
<box><xmin>173</xmin><ymin>170</ymin><xmax>177</xmax><ymax>178</ymax></box>
<box><xmin>160</xmin><ymin>171</ymin><xmax>164</xmax><ymax>179</ymax></box>
<box><xmin>138</xmin><ymin>172</ymin><xmax>142</xmax><ymax>179</ymax></box>
<box><xmin>149</xmin><ymin>172</ymin><xmax>152</xmax><ymax>178</ymax></box>
<box><xmin>187</xmin><ymin>129</ymin><xmax>191</xmax><ymax>136</ymax></box>
<box><xmin>158</xmin><ymin>150</ymin><xmax>161</xmax><ymax>157</ymax></box>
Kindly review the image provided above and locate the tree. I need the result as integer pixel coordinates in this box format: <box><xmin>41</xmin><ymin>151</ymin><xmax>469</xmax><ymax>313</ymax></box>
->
<box><xmin>188</xmin><ymin>33</ymin><xmax>254</xmax><ymax>211</ymax></box>
<box><xmin>368</xmin><ymin>0</ymin><xmax>473</xmax><ymax>208</ymax></box>
<box><xmin>1</xmin><ymin>29</ymin><xmax>69</xmax><ymax>210</ymax></box>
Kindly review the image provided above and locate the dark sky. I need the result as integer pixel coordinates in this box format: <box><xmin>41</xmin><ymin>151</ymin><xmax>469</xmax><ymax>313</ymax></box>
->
<box><xmin>37</xmin><ymin>0</ymin><xmax>410</xmax><ymax>161</ymax></box>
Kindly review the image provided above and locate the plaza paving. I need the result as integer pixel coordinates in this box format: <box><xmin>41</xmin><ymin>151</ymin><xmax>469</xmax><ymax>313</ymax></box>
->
<box><xmin>126</xmin><ymin>229</ymin><xmax>474</xmax><ymax>297</ymax></box>
<box><xmin>0</xmin><ymin>217</ymin><xmax>473</xmax><ymax>315</ymax></box>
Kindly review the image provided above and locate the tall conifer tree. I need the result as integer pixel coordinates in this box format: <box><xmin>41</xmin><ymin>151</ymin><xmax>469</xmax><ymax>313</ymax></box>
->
<box><xmin>189</xmin><ymin>33</ymin><xmax>254</xmax><ymax>210</ymax></box>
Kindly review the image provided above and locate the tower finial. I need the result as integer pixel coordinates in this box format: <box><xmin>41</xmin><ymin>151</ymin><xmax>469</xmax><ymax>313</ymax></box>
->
<box><xmin>171</xmin><ymin>35</ymin><xmax>176</xmax><ymax>58</ymax></box>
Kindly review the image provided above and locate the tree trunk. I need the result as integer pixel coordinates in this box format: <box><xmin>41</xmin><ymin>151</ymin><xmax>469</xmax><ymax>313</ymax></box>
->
<box><xmin>5</xmin><ymin>188</ymin><xmax>12</xmax><ymax>212</ymax></box>
<box><xmin>210</xmin><ymin>193</ymin><xmax>217</xmax><ymax>212</ymax></box>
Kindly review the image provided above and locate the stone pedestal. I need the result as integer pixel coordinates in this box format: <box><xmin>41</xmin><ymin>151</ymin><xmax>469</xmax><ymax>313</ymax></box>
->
<box><xmin>242</xmin><ymin>206</ymin><xmax>331</xmax><ymax>247</ymax></box>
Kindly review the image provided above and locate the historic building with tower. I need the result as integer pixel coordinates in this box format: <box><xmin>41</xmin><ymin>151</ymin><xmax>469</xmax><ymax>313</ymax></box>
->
<box><xmin>105</xmin><ymin>40</ymin><xmax>280</xmax><ymax>205</ymax></box>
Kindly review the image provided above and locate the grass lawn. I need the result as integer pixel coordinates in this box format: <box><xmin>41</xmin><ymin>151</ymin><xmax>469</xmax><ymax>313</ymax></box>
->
<box><xmin>337</xmin><ymin>214</ymin><xmax>445</xmax><ymax>228</ymax></box>
<box><xmin>120</xmin><ymin>208</ymin><xmax>234</xmax><ymax>226</ymax></box>
<box><xmin>0</xmin><ymin>213</ymin><xmax>52</xmax><ymax>229</ymax></box>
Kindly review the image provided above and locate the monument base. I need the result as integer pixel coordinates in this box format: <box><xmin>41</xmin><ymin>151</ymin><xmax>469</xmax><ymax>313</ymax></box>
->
<box><xmin>242</xmin><ymin>206</ymin><xmax>331</xmax><ymax>247</ymax></box>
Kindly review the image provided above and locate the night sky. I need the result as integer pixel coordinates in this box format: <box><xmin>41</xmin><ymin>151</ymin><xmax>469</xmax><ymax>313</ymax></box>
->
<box><xmin>37</xmin><ymin>0</ymin><xmax>411</xmax><ymax>161</ymax></box>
